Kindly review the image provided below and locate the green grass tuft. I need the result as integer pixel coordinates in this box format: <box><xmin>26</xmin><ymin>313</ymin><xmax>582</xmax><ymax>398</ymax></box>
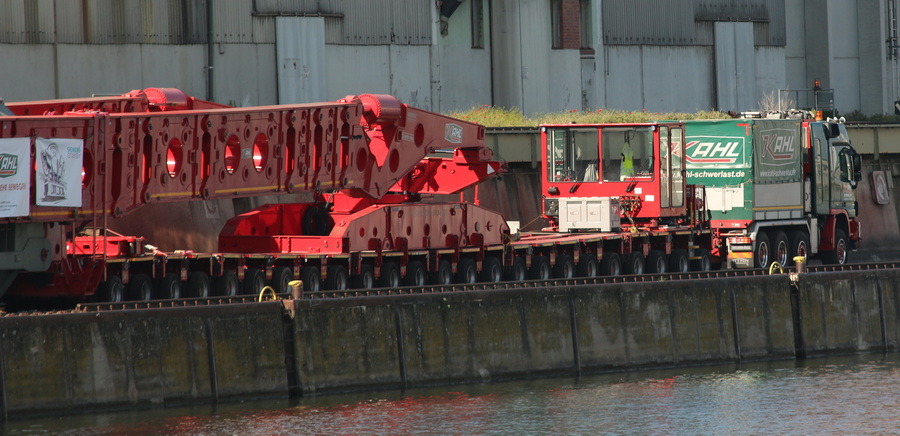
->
<box><xmin>447</xmin><ymin>106</ymin><xmax>733</xmax><ymax>127</ymax></box>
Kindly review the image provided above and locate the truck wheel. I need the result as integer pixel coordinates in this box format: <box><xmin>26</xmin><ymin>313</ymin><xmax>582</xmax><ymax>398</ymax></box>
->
<box><xmin>771</xmin><ymin>230</ymin><xmax>790</xmax><ymax>266</ymax></box>
<box><xmin>215</xmin><ymin>270</ymin><xmax>239</xmax><ymax>297</ymax></box>
<box><xmin>98</xmin><ymin>275</ymin><xmax>125</xmax><ymax>303</ymax></box>
<box><xmin>185</xmin><ymin>272</ymin><xmax>210</xmax><ymax>298</ymax></box>
<box><xmin>624</xmin><ymin>252</ymin><xmax>644</xmax><ymax>275</ymax></box>
<box><xmin>668</xmin><ymin>249</ymin><xmax>689</xmax><ymax>273</ymax></box>
<box><xmin>353</xmin><ymin>264</ymin><xmax>376</xmax><ymax>289</ymax></box>
<box><xmin>529</xmin><ymin>256</ymin><xmax>551</xmax><ymax>280</ymax></box>
<box><xmin>480</xmin><ymin>257</ymin><xmax>503</xmax><ymax>282</ymax></box>
<box><xmin>301</xmin><ymin>266</ymin><xmax>321</xmax><ymax>292</ymax></box>
<box><xmin>456</xmin><ymin>258</ymin><xmax>478</xmax><ymax>284</ymax></box>
<box><xmin>270</xmin><ymin>267</ymin><xmax>293</xmax><ymax>294</ymax></box>
<box><xmin>326</xmin><ymin>265</ymin><xmax>349</xmax><ymax>290</ymax></box>
<box><xmin>577</xmin><ymin>253</ymin><xmax>599</xmax><ymax>277</ymax></box>
<box><xmin>504</xmin><ymin>257</ymin><xmax>527</xmax><ymax>282</ymax></box>
<box><xmin>432</xmin><ymin>260</ymin><xmax>453</xmax><ymax>285</ymax></box>
<box><xmin>690</xmin><ymin>248</ymin><xmax>712</xmax><ymax>272</ymax></box>
<box><xmin>242</xmin><ymin>268</ymin><xmax>266</xmax><ymax>295</ymax></box>
<box><xmin>404</xmin><ymin>261</ymin><xmax>428</xmax><ymax>286</ymax></box>
<box><xmin>822</xmin><ymin>228</ymin><xmax>849</xmax><ymax>265</ymax></box>
<box><xmin>754</xmin><ymin>231</ymin><xmax>772</xmax><ymax>269</ymax></box>
<box><xmin>788</xmin><ymin>230</ymin><xmax>810</xmax><ymax>263</ymax></box>
<box><xmin>158</xmin><ymin>273</ymin><xmax>183</xmax><ymax>299</ymax></box>
<box><xmin>553</xmin><ymin>255</ymin><xmax>575</xmax><ymax>279</ymax></box>
<box><xmin>645</xmin><ymin>250</ymin><xmax>667</xmax><ymax>274</ymax></box>
<box><xmin>379</xmin><ymin>262</ymin><xmax>401</xmax><ymax>288</ymax></box>
<box><xmin>599</xmin><ymin>253</ymin><xmax>621</xmax><ymax>277</ymax></box>
<box><xmin>128</xmin><ymin>274</ymin><xmax>155</xmax><ymax>301</ymax></box>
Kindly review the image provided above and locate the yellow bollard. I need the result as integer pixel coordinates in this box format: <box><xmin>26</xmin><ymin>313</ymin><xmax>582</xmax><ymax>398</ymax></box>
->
<box><xmin>793</xmin><ymin>256</ymin><xmax>806</xmax><ymax>273</ymax></box>
<box><xmin>288</xmin><ymin>280</ymin><xmax>303</xmax><ymax>299</ymax></box>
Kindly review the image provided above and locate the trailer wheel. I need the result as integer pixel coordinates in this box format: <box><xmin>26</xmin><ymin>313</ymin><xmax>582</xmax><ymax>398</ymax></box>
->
<box><xmin>577</xmin><ymin>253</ymin><xmax>599</xmax><ymax>278</ymax></box>
<box><xmin>599</xmin><ymin>253</ymin><xmax>621</xmax><ymax>277</ymax></box>
<box><xmin>821</xmin><ymin>228</ymin><xmax>849</xmax><ymax>265</ymax></box>
<box><xmin>529</xmin><ymin>256</ymin><xmax>551</xmax><ymax>280</ymax></box>
<box><xmin>128</xmin><ymin>274</ymin><xmax>155</xmax><ymax>301</ymax></box>
<box><xmin>772</xmin><ymin>231</ymin><xmax>790</xmax><ymax>266</ymax></box>
<box><xmin>242</xmin><ymin>268</ymin><xmax>266</xmax><ymax>295</ymax></box>
<box><xmin>432</xmin><ymin>260</ymin><xmax>453</xmax><ymax>285</ymax></box>
<box><xmin>668</xmin><ymin>249</ymin><xmax>689</xmax><ymax>273</ymax></box>
<box><xmin>325</xmin><ymin>265</ymin><xmax>349</xmax><ymax>290</ymax></box>
<box><xmin>185</xmin><ymin>272</ymin><xmax>210</xmax><ymax>298</ymax></box>
<box><xmin>379</xmin><ymin>262</ymin><xmax>401</xmax><ymax>288</ymax></box>
<box><xmin>158</xmin><ymin>273</ymin><xmax>183</xmax><ymax>299</ymax></box>
<box><xmin>301</xmin><ymin>266</ymin><xmax>321</xmax><ymax>292</ymax></box>
<box><xmin>754</xmin><ymin>231</ymin><xmax>772</xmax><ymax>269</ymax></box>
<box><xmin>353</xmin><ymin>264</ymin><xmax>376</xmax><ymax>289</ymax></box>
<box><xmin>553</xmin><ymin>255</ymin><xmax>575</xmax><ymax>279</ymax></box>
<box><xmin>480</xmin><ymin>257</ymin><xmax>503</xmax><ymax>282</ymax></box>
<box><xmin>270</xmin><ymin>267</ymin><xmax>293</xmax><ymax>294</ymax></box>
<box><xmin>404</xmin><ymin>261</ymin><xmax>428</xmax><ymax>286</ymax></box>
<box><xmin>215</xmin><ymin>270</ymin><xmax>239</xmax><ymax>297</ymax></box>
<box><xmin>624</xmin><ymin>252</ymin><xmax>644</xmax><ymax>275</ymax></box>
<box><xmin>456</xmin><ymin>258</ymin><xmax>478</xmax><ymax>284</ymax></box>
<box><xmin>504</xmin><ymin>257</ymin><xmax>527</xmax><ymax>282</ymax></box>
<box><xmin>98</xmin><ymin>275</ymin><xmax>125</xmax><ymax>303</ymax></box>
<box><xmin>645</xmin><ymin>250</ymin><xmax>667</xmax><ymax>274</ymax></box>
<box><xmin>690</xmin><ymin>248</ymin><xmax>712</xmax><ymax>272</ymax></box>
<box><xmin>788</xmin><ymin>230</ymin><xmax>810</xmax><ymax>264</ymax></box>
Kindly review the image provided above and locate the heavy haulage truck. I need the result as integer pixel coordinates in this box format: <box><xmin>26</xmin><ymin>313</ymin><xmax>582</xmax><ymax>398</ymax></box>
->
<box><xmin>682</xmin><ymin>116</ymin><xmax>862</xmax><ymax>268</ymax></box>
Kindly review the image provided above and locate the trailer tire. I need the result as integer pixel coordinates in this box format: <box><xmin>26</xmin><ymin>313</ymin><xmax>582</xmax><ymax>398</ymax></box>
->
<box><xmin>353</xmin><ymin>264</ymin><xmax>376</xmax><ymax>289</ymax></box>
<box><xmin>301</xmin><ymin>266</ymin><xmax>321</xmax><ymax>292</ymax></box>
<box><xmin>379</xmin><ymin>262</ymin><xmax>401</xmax><ymax>288</ymax></box>
<box><xmin>480</xmin><ymin>257</ymin><xmax>503</xmax><ymax>282</ymax></box>
<box><xmin>624</xmin><ymin>252</ymin><xmax>644</xmax><ymax>275</ymax></box>
<box><xmin>754</xmin><ymin>231</ymin><xmax>772</xmax><ymax>269</ymax></box>
<box><xmin>599</xmin><ymin>253</ymin><xmax>621</xmax><ymax>277</ymax></box>
<box><xmin>242</xmin><ymin>268</ymin><xmax>266</xmax><ymax>295</ymax></box>
<box><xmin>98</xmin><ymin>275</ymin><xmax>125</xmax><ymax>303</ymax></box>
<box><xmin>772</xmin><ymin>230</ymin><xmax>790</xmax><ymax>266</ymax></box>
<box><xmin>129</xmin><ymin>274</ymin><xmax>155</xmax><ymax>301</ymax></box>
<box><xmin>404</xmin><ymin>261</ymin><xmax>428</xmax><ymax>286</ymax></box>
<box><xmin>158</xmin><ymin>273</ymin><xmax>182</xmax><ymax>299</ymax></box>
<box><xmin>270</xmin><ymin>267</ymin><xmax>293</xmax><ymax>294</ymax></box>
<box><xmin>215</xmin><ymin>270</ymin><xmax>239</xmax><ymax>297</ymax></box>
<box><xmin>185</xmin><ymin>272</ymin><xmax>210</xmax><ymax>298</ymax></box>
<box><xmin>821</xmin><ymin>228</ymin><xmax>849</xmax><ymax>265</ymax></box>
<box><xmin>456</xmin><ymin>258</ymin><xmax>478</xmax><ymax>284</ymax></box>
<box><xmin>645</xmin><ymin>250</ymin><xmax>667</xmax><ymax>274</ymax></box>
<box><xmin>529</xmin><ymin>256</ymin><xmax>551</xmax><ymax>280</ymax></box>
<box><xmin>788</xmin><ymin>229</ymin><xmax>810</xmax><ymax>264</ymax></box>
<box><xmin>577</xmin><ymin>253</ymin><xmax>599</xmax><ymax>278</ymax></box>
<box><xmin>432</xmin><ymin>260</ymin><xmax>453</xmax><ymax>285</ymax></box>
<box><xmin>690</xmin><ymin>248</ymin><xmax>712</xmax><ymax>272</ymax></box>
<box><xmin>326</xmin><ymin>265</ymin><xmax>349</xmax><ymax>290</ymax></box>
<box><xmin>669</xmin><ymin>249</ymin><xmax>689</xmax><ymax>273</ymax></box>
<box><xmin>504</xmin><ymin>257</ymin><xmax>527</xmax><ymax>282</ymax></box>
<box><xmin>554</xmin><ymin>255</ymin><xmax>575</xmax><ymax>279</ymax></box>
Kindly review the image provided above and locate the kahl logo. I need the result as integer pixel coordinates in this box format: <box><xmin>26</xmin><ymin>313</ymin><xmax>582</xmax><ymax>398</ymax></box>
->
<box><xmin>682</xmin><ymin>140</ymin><xmax>742</xmax><ymax>164</ymax></box>
<box><xmin>0</xmin><ymin>153</ymin><xmax>18</xmax><ymax>177</ymax></box>
<box><xmin>445</xmin><ymin>123</ymin><xmax>463</xmax><ymax>144</ymax></box>
<box><xmin>762</xmin><ymin>134</ymin><xmax>795</xmax><ymax>160</ymax></box>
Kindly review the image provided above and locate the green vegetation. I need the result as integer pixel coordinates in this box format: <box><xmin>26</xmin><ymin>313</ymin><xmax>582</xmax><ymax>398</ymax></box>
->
<box><xmin>447</xmin><ymin>106</ymin><xmax>734</xmax><ymax>127</ymax></box>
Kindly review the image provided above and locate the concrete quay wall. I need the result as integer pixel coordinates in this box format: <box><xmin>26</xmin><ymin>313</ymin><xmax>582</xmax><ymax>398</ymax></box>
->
<box><xmin>2</xmin><ymin>269</ymin><xmax>899</xmax><ymax>417</ymax></box>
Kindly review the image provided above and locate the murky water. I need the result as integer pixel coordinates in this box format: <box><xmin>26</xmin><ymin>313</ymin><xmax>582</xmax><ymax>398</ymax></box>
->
<box><xmin>5</xmin><ymin>353</ymin><xmax>900</xmax><ymax>435</ymax></box>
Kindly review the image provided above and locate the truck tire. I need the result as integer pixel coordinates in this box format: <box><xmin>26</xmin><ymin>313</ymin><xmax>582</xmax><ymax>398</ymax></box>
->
<box><xmin>577</xmin><ymin>253</ymin><xmax>599</xmax><ymax>278</ymax></box>
<box><xmin>821</xmin><ymin>228</ymin><xmax>849</xmax><ymax>265</ymax></box>
<box><xmin>404</xmin><ymin>261</ymin><xmax>427</xmax><ymax>286</ymax></box>
<box><xmin>353</xmin><ymin>264</ymin><xmax>376</xmax><ymax>289</ymax></box>
<box><xmin>270</xmin><ymin>267</ymin><xmax>293</xmax><ymax>294</ymax></box>
<box><xmin>645</xmin><ymin>250</ymin><xmax>667</xmax><ymax>274</ymax></box>
<box><xmin>215</xmin><ymin>271</ymin><xmax>239</xmax><ymax>297</ymax></box>
<box><xmin>325</xmin><ymin>265</ymin><xmax>349</xmax><ymax>290</ymax></box>
<box><xmin>788</xmin><ymin>229</ymin><xmax>810</xmax><ymax>263</ymax></box>
<box><xmin>668</xmin><ymin>249</ymin><xmax>689</xmax><ymax>273</ymax></box>
<box><xmin>98</xmin><ymin>275</ymin><xmax>125</xmax><ymax>303</ymax></box>
<box><xmin>599</xmin><ymin>253</ymin><xmax>621</xmax><ymax>277</ymax></box>
<box><xmin>158</xmin><ymin>273</ymin><xmax>182</xmax><ymax>299</ymax></box>
<box><xmin>432</xmin><ymin>260</ymin><xmax>453</xmax><ymax>285</ymax></box>
<box><xmin>553</xmin><ymin>255</ymin><xmax>575</xmax><ymax>279</ymax></box>
<box><xmin>301</xmin><ymin>266</ymin><xmax>321</xmax><ymax>292</ymax></box>
<box><xmin>185</xmin><ymin>272</ymin><xmax>210</xmax><ymax>298</ymax></box>
<box><xmin>479</xmin><ymin>257</ymin><xmax>502</xmax><ymax>282</ymax></box>
<box><xmin>379</xmin><ymin>262</ymin><xmax>401</xmax><ymax>288</ymax></box>
<box><xmin>690</xmin><ymin>248</ymin><xmax>712</xmax><ymax>272</ymax></box>
<box><xmin>128</xmin><ymin>274</ymin><xmax>155</xmax><ymax>301</ymax></box>
<box><xmin>754</xmin><ymin>231</ymin><xmax>772</xmax><ymax>269</ymax></box>
<box><xmin>771</xmin><ymin>230</ymin><xmax>790</xmax><ymax>266</ymax></box>
<box><xmin>529</xmin><ymin>256</ymin><xmax>551</xmax><ymax>280</ymax></box>
<box><xmin>504</xmin><ymin>257</ymin><xmax>527</xmax><ymax>282</ymax></box>
<box><xmin>242</xmin><ymin>268</ymin><xmax>266</xmax><ymax>295</ymax></box>
<box><xmin>624</xmin><ymin>252</ymin><xmax>644</xmax><ymax>275</ymax></box>
<box><xmin>456</xmin><ymin>258</ymin><xmax>478</xmax><ymax>284</ymax></box>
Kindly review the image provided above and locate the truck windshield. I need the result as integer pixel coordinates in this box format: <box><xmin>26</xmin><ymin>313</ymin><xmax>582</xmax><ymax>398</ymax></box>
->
<box><xmin>546</xmin><ymin>128</ymin><xmax>600</xmax><ymax>182</ymax></box>
<box><xmin>601</xmin><ymin>127</ymin><xmax>653</xmax><ymax>182</ymax></box>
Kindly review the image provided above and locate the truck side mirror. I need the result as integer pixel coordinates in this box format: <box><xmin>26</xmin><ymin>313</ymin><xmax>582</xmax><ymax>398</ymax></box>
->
<box><xmin>851</xmin><ymin>152</ymin><xmax>862</xmax><ymax>183</ymax></box>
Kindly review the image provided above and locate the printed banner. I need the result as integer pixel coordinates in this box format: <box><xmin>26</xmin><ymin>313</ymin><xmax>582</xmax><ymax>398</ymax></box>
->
<box><xmin>0</xmin><ymin>137</ymin><xmax>31</xmax><ymax>218</ymax></box>
<box><xmin>36</xmin><ymin>137</ymin><xmax>83</xmax><ymax>207</ymax></box>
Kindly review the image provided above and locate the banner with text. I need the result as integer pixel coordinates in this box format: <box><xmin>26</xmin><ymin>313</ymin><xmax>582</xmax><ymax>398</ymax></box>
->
<box><xmin>35</xmin><ymin>138</ymin><xmax>83</xmax><ymax>207</ymax></box>
<box><xmin>0</xmin><ymin>137</ymin><xmax>31</xmax><ymax>218</ymax></box>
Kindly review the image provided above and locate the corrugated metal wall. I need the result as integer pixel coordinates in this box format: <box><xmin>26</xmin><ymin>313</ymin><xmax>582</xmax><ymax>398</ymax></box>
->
<box><xmin>602</xmin><ymin>0</ymin><xmax>785</xmax><ymax>46</ymax></box>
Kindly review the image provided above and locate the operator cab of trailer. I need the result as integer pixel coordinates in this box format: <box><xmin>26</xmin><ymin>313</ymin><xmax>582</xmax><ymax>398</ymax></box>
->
<box><xmin>540</xmin><ymin>123</ymin><xmax>688</xmax><ymax>232</ymax></box>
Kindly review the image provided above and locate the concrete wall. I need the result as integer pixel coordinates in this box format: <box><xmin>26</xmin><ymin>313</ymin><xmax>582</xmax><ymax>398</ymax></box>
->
<box><xmin>2</xmin><ymin>269</ymin><xmax>899</xmax><ymax>418</ymax></box>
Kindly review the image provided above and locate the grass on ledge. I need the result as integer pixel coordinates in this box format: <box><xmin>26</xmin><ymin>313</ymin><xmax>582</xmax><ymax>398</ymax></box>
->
<box><xmin>447</xmin><ymin>105</ymin><xmax>737</xmax><ymax>127</ymax></box>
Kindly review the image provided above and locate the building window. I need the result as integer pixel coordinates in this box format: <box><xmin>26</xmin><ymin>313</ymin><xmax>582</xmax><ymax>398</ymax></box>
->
<box><xmin>471</xmin><ymin>0</ymin><xmax>484</xmax><ymax>49</ymax></box>
<box><xmin>580</xmin><ymin>0</ymin><xmax>593</xmax><ymax>52</ymax></box>
<box><xmin>551</xmin><ymin>0</ymin><xmax>587</xmax><ymax>50</ymax></box>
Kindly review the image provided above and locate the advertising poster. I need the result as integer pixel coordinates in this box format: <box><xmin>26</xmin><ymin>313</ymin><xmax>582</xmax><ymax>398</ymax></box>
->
<box><xmin>36</xmin><ymin>137</ymin><xmax>83</xmax><ymax>207</ymax></box>
<box><xmin>0</xmin><ymin>137</ymin><xmax>31</xmax><ymax>218</ymax></box>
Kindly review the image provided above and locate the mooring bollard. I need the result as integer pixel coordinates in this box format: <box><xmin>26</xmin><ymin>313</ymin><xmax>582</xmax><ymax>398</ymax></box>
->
<box><xmin>288</xmin><ymin>280</ymin><xmax>303</xmax><ymax>299</ymax></box>
<box><xmin>793</xmin><ymin>256</ymin><xmax>806</xmax><ymax>273</ymax></box>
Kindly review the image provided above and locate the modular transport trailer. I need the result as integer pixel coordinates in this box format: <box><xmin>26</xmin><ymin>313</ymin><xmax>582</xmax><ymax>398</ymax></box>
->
<box><xmin>682</xmin><ymin>117</ymin><xmax>862</xmax><ymax>269</ymax></box>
